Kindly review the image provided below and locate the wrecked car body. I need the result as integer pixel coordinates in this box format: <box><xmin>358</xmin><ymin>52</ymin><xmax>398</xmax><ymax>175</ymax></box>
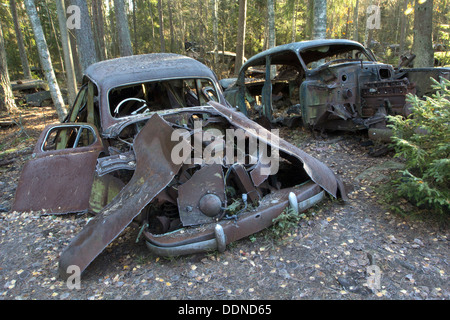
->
<box><xmin>223</xmin><ymin>39</ymin><xmax>450</xmax><ymax>131</ymax></box>
<box><xmin>11</xmin><ymin>53</ymin><xmax>346</xmax><ymax>277</ymax></box>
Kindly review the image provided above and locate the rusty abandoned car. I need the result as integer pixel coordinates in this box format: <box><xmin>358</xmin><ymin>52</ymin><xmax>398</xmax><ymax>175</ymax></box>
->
<box><xmin>222</xmin><ymin>39</ymin><xmax>450</xmax><ymax>132</ymax></box>
<box><xmin>11</xmin><ymin>53</ymin><xmax>346</xmax><ymax>278</ymax></box>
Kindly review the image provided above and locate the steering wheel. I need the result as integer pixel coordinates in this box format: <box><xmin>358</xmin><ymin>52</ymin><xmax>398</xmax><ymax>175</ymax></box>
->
<box><xmin>114</xmin><ymin>97</ymin><xmax>148</xmax><ymax>116</ymax></box>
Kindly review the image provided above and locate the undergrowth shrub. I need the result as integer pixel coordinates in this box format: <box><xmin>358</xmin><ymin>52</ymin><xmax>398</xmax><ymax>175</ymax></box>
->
<box><xmin>387</xmin><ymin>77</ymin><xmax>450</xmax><ymax>216</ymax></box>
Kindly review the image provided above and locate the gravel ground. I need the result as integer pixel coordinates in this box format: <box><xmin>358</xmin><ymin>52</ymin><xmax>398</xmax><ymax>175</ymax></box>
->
<box><xmin>0</xmin><ymin>107</ymin><xmax>448</xmax><ymax>302</ymax></box>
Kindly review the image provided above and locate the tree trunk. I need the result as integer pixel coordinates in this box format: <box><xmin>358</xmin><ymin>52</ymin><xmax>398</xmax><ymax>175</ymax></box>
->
<box><xmin>43</xmin><ymin>0</ymin><xmax>65</xmax><ymax>76</ymax></box>
<box><xmin>68</xmin><ymin>27</ymin><xmax>83</xmax><ymax>83</ymax></box>
<box><xmin>291</xmin><ymin>0</ymin><xmax>298</xmax><ymax>43</ymax></box>
<box><xmin>399</xmin><ymin>0</ymin><xmax>408</xmax><ymax>57</ymax></box>
<box><xmin>132</xmin><ymin>0</ymin><xmax>138</xmax><ymax>53</ymax></box>
<box><xmin>0</xmin><ymin>23</ymin><xmax>18</xmax><ymax>113</ymax></box>
<box><xmin>234</xmin><ymin>0</ymin><xmax>247</xmax><ymax>76</ymax></box>
<box><xmin>24</xmin><ymin>0</ymin><xmax>67</xmax><ymax>121</ymax></box>
<box><xmin>9</xmin><ymin>0</ymin><xmax>32</xmax><ymax>79</ymax></box>
<box><xmin>56</xmin><ymin>0</ymin><xmax>77</xmax><ymax>107</ymax></box>
<box><xmin>353</xmin><ymin>0</ymin><xmax>359</xmax><ymax>42</ymax></box>
<box><xmin>168</xmin><ymin>0</ymin><xmax>175</xmax><ymax>52</ymax></box>
<box><xmin>363</xmin><ymin>0</ymin><xmax>373</xmax><ymax>48</ymax></box>
<box><xmin>267</xmin><ymin>0</ymin><xmax>275</xmax><ymax>48</ymax></box>
<box><xmin>92</xmin><ymin>0</ymin><xmax>108</xmax><ymax>60</ymax></box>
<box><xmin>412</xmin><ymin>0</ymin><xmax>434</xmax><ymax>67</ymax></box>
<box><xmin>313</xmin><ymin>0</ymin><xmax>327</xmax><ymax>40</ymax></box>
<box><xmin>212</xmin><ymin>0</ymin><xmax>219</xmax><ymax>68</ymax></box>
<box><xmin>148</xmin><ymin>0</ymin><xmax>156</xmax><ymax>52</ymax></box>
<box><xmin>114</xmin><ymin>0</ymin><xmax>133</xmax><ymax>56</ymax></box>
<box><xmin>158</xmin><ymin>0</ymin><xmax>166</xmax><ymax>52</ymax></box>
<box><xmin>71</xmin><ymin>0</ymin><xmax>98</xmax><ymax>71</ymax></box>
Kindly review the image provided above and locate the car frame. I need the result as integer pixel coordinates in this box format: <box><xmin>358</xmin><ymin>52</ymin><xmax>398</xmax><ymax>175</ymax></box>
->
<box><xmin>12</xmin><ymin>53</ymin><xmax>346</xmax><ymax>278</ymax></box>
<box><xmin>223</xmin><ymin>39</ymin><xmax>450</xmax><ymax>132</ymax></box>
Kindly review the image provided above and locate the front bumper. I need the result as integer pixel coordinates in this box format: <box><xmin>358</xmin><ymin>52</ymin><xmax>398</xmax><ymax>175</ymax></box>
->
<box><xmin>144</xmin><ymin>181</ymin><xmax>324</xmax><ymax>256</ymax></box>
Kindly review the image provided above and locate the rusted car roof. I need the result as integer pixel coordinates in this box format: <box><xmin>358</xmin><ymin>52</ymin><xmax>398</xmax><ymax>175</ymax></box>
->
<box><xmin>84</xmin><ymin>53</ymin><xmax>219</xmax><ymax>91</ymax></box>
<box><xmin>81</xmin><ymin>53</ymin><xmax>229</xmax><ymax>134</ymax></box>
<box><xmin>240</xmin><ymin>39</ymin><xmax>374</xmax><ymax>69</ymax></box>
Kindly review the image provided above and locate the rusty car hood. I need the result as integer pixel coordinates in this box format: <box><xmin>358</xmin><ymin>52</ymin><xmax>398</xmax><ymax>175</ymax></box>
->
<box><xmin>102</xmin><ymin>102</ymin><xmax>346</xmax><ymax>198</ymax></box>
<box><xmin>208</xmin><ymin>102</ymin><xmax>347</xmax><ymax>199</ymax></box>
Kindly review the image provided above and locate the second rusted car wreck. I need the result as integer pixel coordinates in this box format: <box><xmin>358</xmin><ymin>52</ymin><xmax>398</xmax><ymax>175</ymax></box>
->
<box><xmin>12</xmin><ymin>54</ymin><xmax>346</xmax><ymax>278</ymax></box>
<box><xmin>223</xmin><ymin>39</ymin><xmax>450</xmax><ymax>132</ymax></box>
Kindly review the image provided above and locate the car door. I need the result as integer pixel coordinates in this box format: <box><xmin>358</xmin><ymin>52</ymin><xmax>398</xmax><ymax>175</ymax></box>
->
<box><xmin>12</xmin><ymin>123</ymin><xmax>105</xmax><ymax>215</ymax></box>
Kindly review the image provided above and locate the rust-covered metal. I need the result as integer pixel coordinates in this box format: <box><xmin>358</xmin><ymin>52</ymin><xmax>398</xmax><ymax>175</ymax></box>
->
<box><xmin>141</xmin><ymin>102</ymin><xmax>346</xmax><ymax>258</ymax></box>
<box><xmin>56</xmin><ymin>103</ymin><xmax>345</xmax><ymax>277</ymax></box>
<box><xmin>12</xmin><ymin>124</ymin><xmax>104</xmax><ymax>214</ymax></box>
<box><xmin>81</xmin><ymin>53</ymin><xmax>230</xmax><ymax>133</ymax></box>
<box><xmin>223</xmin><ymin>39</ymin><xmax>450</xmax><ymax>132</ymax></box>
<box><xmin>178</xmin><ymin>164</ymin><xmax>226</xmax><ymax>226</ymax></box>
<box><xmin>360</xmin><ymin>79</ymin><xmax>415</xmax><ymax>118</ymax></box>
<box><xmin>12</xmin><ymin>53</ymin><xmax>348</xmax><ymax>279</ymax></box>
<box><xmin>58</xmin><ymin>114</ymin><xmax>188</xmax><ymax>278</ymax></box>
<box><xmin>231</xmin><ymin>164</ymin><xmax>260</xmax><ymax>204</ymax></box>
<box><xmin>208</xmin><ymin>102</ymin><xmax>346</xmax><ymax>199</ymax></box>
<box><xmin>144</xmin><ymin>181</ymin><xmax>323</xmax><ymax>255</ymax></box>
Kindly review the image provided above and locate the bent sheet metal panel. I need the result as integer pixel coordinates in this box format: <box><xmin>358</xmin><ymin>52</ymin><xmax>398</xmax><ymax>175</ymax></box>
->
<box><xmin>12</xmin><ymin>124</ymin><xmax>104</xmax><ymax>214</ymax></box>
<box><xmin>58</xmin><ymin>114</ymin><xmax>188</xmax><ymax>278</ymax></box>
<box><xmin>208</xmin><ymin>101</ymin><xmax>347</xmax><ymax>200</ymax></box>
<box><xmin>178</xmin><ymin>164</ymin><xmax>226</xmax><ymax>226</ymax></box>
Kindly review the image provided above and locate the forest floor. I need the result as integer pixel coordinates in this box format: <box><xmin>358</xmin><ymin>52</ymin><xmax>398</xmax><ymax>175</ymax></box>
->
<box><xmin>0</xmin><ymin>105</ymin><xmax>448</xmax><ymax>302</ymax></box>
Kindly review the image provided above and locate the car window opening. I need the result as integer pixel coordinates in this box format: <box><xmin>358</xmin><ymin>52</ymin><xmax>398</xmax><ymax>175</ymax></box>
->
<box><xmin>109</xmin><ymin>78</ymin><xmax>219</xmax><ymax>118</ymax></box>
<box><xmin>42</xmin><ymin>126</ymin><xmax>97</xmax><ymax>151</ymax></box>
<box><xmin>240</xmin><ymin>63</ymin><xmax>304</xmax><ymax>123</ymax></box>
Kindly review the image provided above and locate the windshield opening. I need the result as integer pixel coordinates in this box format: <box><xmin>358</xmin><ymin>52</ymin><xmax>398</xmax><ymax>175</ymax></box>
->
<box><xmin>300</xmin><ymin>45</ymin><xmax>373</xmax><ymax>70</ymax></box>
<box><xmin>109</xmin><ymin>78</ymin><xmax>219</xmax><ymax>118</ymax></box>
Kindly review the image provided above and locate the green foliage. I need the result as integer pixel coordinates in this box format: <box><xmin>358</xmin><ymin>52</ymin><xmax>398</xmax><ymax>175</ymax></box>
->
<box><xmin>271</xmin><ymin>205</ymin><xmax>306</xmax><ymax>239</ymax></box>
<box><xmin>434</xmin><ymin>52</ymin><xmax>450</xmax><ymax>67</ymax></box>
<box><xmin>387</xmin><ymin>77</ymin><xmax>450</xmax><ymax>215</ymax></box>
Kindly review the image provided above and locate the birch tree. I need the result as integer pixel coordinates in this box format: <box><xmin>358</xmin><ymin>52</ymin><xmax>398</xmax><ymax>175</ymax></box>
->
<box><xmin>267</xmin><ymin>0</ymin><xmax>275</xmax><ymax>48</ymax></box>
<box><xmin>24</xmin><ymin>0</ymin><xmax>67</xmax><ymax>121</ymax></box>
<box><xmin>234</xmin><ymin>0</ymin><xmax>247</xmax><ymax>75</ymax></box>
<box><xmin>114</xmin><ymin>0</ymin><xmax>133</xmax><ymax>56</ymax></box>
<box><xmin>313</xmin><ymin>0</ymin><xmax>327</xmax><ymax>40</ymax></box>
<box><xmin>212</xmin><ymin>0</ymin><xmax>219</xmax><ymax>68</ymax></box>
<box><xmin>56</xmin><ymin>0</ymin><xmax>77</xmax><ymax>107</ymax></box>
